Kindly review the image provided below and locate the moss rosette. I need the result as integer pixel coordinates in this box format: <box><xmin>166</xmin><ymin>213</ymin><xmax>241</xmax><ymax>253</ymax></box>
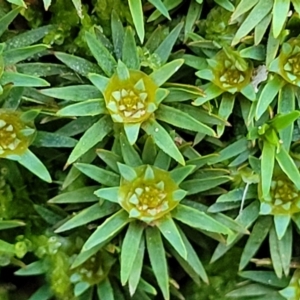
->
<box><xmin>209</xmin><ymin>50</ymin><xmax>253</xmax><ymax>93</ymax></box>
<box><xmin>278</xmin><ymin>38</ymin><xmax>300</xmax><ymax>86</ymax></box>
<box><xmin>0</xmin><ymin>109</ymin><xmax>35</xmax><ymax>158</ymax></box>
<box><xmin>259</xmin><ymin>173</ymin><xmax>300</xmax><ymax>216</ymax></box>
<box><xmin>118</xmin><ymin>165</ymin><xmax>184</xmax><ymax>223</ymax></box>
<box><xmin>103</xmin><ymin>69</ymin><xmax>159</xmax><ymax>124</ymax></box>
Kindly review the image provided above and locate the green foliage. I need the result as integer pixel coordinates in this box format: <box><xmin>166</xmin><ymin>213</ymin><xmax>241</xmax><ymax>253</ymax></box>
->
<box><xmin>1</xmin><ymin>0</ymin><xmax>300</xmax><ymax>300</ymax></box>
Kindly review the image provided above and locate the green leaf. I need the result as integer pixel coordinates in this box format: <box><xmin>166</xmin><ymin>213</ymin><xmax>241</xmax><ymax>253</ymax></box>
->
<box><xmin>75</xmin><ymin>163</ymin><xmax>120</xmax><ymax>186</ymax></box>
<box><xmin>55</xmin><ymin>202</ymin><xmax>119</xmax><ymax>232</ymax></box>
<box><xmin>149</xmin><ymin>0</ymin><xmax>170</xmax><ymax>19</ymax></box>
<box><xmin>13</xmin><ymin>149</ymin><xmax>51</xmax><ymax>183</ymax></box>
<box><xmin>121</xmin><ymin>221</ymin><xmax>144</xmax><ymax>285</ymax></box>
<box><xmin>83</xmin><ymin>210</ymin><xmax>130</xmax><ymax>251</ymax></box>
<box><xmin>33</xmin><ymin>131</ymin><xmax>77</xmax><ymax>148</ymax></box>
<box><xmin>155</xmin><ymin>22</ymin><xmax>183</xmax><ymax>64</ymax></box>
<box><xmin>192</xmin><ymin>83</ymin><xmax>223</xmax><ymax>105</ymax></box>
<box><xmin>231</xmin><ymin>0</ymin><xmax>258</xmax><ymax>21</ymax></box>
<box><xmin>239</xmin><ymin>216</ymin><xmax>272</xmax><ymax>270</ymax></box>
<box><xmin>172</xmin><ymin>204</ymin><xmax>232</xmax><ymax>235</ymax></box>
<box><xmin>33</xmin><ymin>205</ymin><xmax>62</xmax><ymax>225</ymax></box>
<box><xmin>261</xmin><ymin>142</ymin><xmax>276</xmax><ymax>198</ymax></box>
<box><xmin>124</xmin><ymin>123</ymin><xmax>140</xmax><ymax>145</ymax></box>
<box><xmin>226</xmin><ymin>283</ymin><xmax>280</xmax><ymax>298</ymax></box>
<box><xmin>117</xmin><ymin>163</ymin><xmax>137</xmax><ymax>182</ymax></box>
<box><xmin>146</xmin><ymin>226</ymin><xmax>169</xmax><ymax>300</ymax></box>
<box><xmin>276</xmin><ymin>147</ymin><xmax>300</xmax><ymax>190</ymax></box>
<box><xmin>149</xmin><ymin>59</ymin><xmax>184</xmax><ymax>86</ymax></box>
<box><xmin>128</xmin><ymin>0</ymin><xmax>144</xmax><ymax>43</ymax></box>
<box><xmin>122</xmin><ymin>27</ymin><xmax>139</xmax><ymax>69</ymax></box>
<box><xmin>128</xmin><ymin>238</ymin><xmax>145</xmax><ymax>296</ymax></box>
<box><xmin>155</xmin><ymin>104</ymin><xmax>215</xmax><ymax>136</ymax></box>
<box><xmin>3</xmin><ymin>45</ymin><xmax>48</xmax><ymax>65</ymax></box>
<box><xmin>273</xmin><ymin>0</ymin><xmax>290</xmax><ymax>38</ymax></box>
<box><xmin>232</xmin><ymin>0</ymin><xmax>273</xmax><ymax>46</ymax></box>
<box><xmin>0</xmin><ymin>220</ymin><xmax>25</xmax><ymax>230</ymax></box>
<box><xmin>86</xmin><ymin>32</ymin><xmax>117</xmax><ymax>77</ymax></box>
<box><xmin>120</xmin><ymin>133</ymin><xmax>143</xmax><ymax>167</ymax></box>
<box><xmin>0</xmin><ymin>72</ymin><xmax>49</xmax><ymax>87</ymax></box>
<box><xmin>214</xmin><ymin>0</ymin><xmax>234</xmax><ymax>11</ymax></box>
<box><xmin>57</xmin><ymin>99</ymin><xmax>106</xmax><ymax>116</ymax></box>
<box><xmin>256</xmin><ymin>75</ymin><xmax>283</xmax><ymax>120</ymax></box>
<box><xmin>184</xmin><ymin>0</ymin><xmax>202</xmax><ymax>41</ymax></box>
<box><xmin>0</xmin><ymin>239</ymin><xmax>15</xmax><ymax>253</ymax></box>
<box><xmin>170</xmin><ymin>165</ymin><xmax>195</xmax><ymax>185</ymax></box>
<box><xmin>97</xmin><ymin>278</ymin><xmax>114</xmax><ymax>300</ymax></box>
<box><xmin>142</xmin><ymin>119</ymin><xmax>185</xmax><ymax>165</ymax></box>
<box><xmin>28</xmin><ymin>284</ymin><xmax>53</xmax><ymax>300</ymax></box>
<box><xmin>43</xmin><ymin>0</ymin><xmax>51</xmax><ymax>10</ymax></box>
<box><xmin>111</xmin><ymin>10</ymin><xmax>124</xmax><ymax>60</ymax></box>
<box><xmin>273</xmin><ymin>214</ymin><xmax>291</xmax><ymax>241</ymax></box>
<box><xmin>94</xmin><ymin>187</ymin><xmax>119</xmax><ymax>203</ymax></box>
<box><xmin>15</xmin><ymin>261</ymin><xmax>46</xmax><ymax>276</ymax></box>
<box><xmin>154</xmin><ymin>149</ymin><xmax>171</xmax><ymax>170</ymax></box>
<box><xmin>55</xmin><ymin>52</ymin><xmax>102</xmax><ymax>77</ymax></box>
<box><xmin>157</xmin><ymin>215</ymin><xmax>186</xmax><ymax>259</ymax></box>
<box><xmin>40</xmin><ymin>85</ymin><xmax>101</xmax><ymax>101</ymax></box>
<box><xmin>72</xmin><ymin>0</ymin><xmax>83</xmax><ymax>18</ymax></box>
<box><xmin>96</xmin><ymin>149</ymin><xmax>122</xmax><ymax>173</ymax></box>
<box><xmin>48</xmin><ymin>186</ymin><xmax>99</xmax><ymax>204</ymax></box>
<box><xmin>142</xmin><ymin>136</ymin><xmax>157</xmax><ymax>165</ymax></box>
<box><xmin>0</xmin><ymin>7</ymin><xmax>21</xmax><ymax>38</ymax></box>
<box><xmin>66</xmin><ymin>115</ymin><xmax>113</xmax><ymax>166</ymax></box>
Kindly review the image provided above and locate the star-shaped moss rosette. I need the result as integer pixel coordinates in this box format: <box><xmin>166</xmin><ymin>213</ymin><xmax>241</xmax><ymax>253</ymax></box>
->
<box><xmin>0</xmin><ymin>109</ymin><xmax>51</xmax><ymax>182</ymax></box>
<box><xmin>230</xmin><ymin>0</ymin><xmax>300</xmax><ymax>45</ymax></box>
<box><xmin>48</xmin><ymin>20</ymin><xmax>216</xmax><ymax>166</ymax></box>
<box><xmin>193</xmin><ymin>46</ymin><xmax>256</xmax><ymax>136</ymax></box>
<box><xmin>0</xmin><ymin>7</ymin><xmax>53</xmax><ymax>100</ymax></box>
<box><xmin>49</xmin><ymin>134</ymin><xmax>243</xmax><ymax>300</ymax></box>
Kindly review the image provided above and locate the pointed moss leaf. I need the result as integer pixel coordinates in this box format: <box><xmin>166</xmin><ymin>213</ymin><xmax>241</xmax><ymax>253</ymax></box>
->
<box><xmin>48</xmin><ymin>186</ymin><xmax>99</xmax><ymax>204</ymax></box>
<box><xmin>239</xmin><ymin>216</ymin><xmax>272</xmax><ymax>270</ymax></box>
<box><xmin>128</xmin><ymin>238</ymin><xmax>145</xmax><ymax>296</ymax></box>
<box><xmin>138</xmin><ymin>279</ymin><xmax>157</xmax><ymax>295</ymax></box>
<box><xmin>28</xmin><ymin>284</ymin><xmax>53</xmax><ymax>300</ymax></box>
<box><xmin>72</xmin><ymin>244</ymin><xmax>104</xmax><ymax>269</ymax></box>
<box><xmin>0</xmin><ymin>239</ymin><xmax>15</xmax><ymax>253</ymax></box>
<box><xmin>57</xmin><ymin>99</ymin><xmax>106</xmax><ymax>116</ymax></box>
<box><xmin>124</xmin><ymin>123</ymin><xmax>140</xmax><ymax>145</ymax></box>
<box><xmin>40</xmin><ymin>85</ymin><xmax>101</xmax><ymax>101</ymax></box>
<box><xmin>214</xmin><ymin>0</ymin><xmax>234</xmax><ymax>11</ymax></box>
<box><xmin>87</xmin><ymin>75</ymin><xmax>109</xmax><ymax>98</ymax></box>
<box><xmin>0</xmin><ymin>7</ymin><xmax>21</xmax><ymax>38</ymax></box>
<box><xmin>33</xmin><ymin>131</ymin><xmax>77</xmax><ymax>148</ymax></box>
<box><xmin>147</xmin><ymin>0</ymin><xmax>182</xmax><ymax>22</ymax></box>
<box><xmin>117</xmin><ymin>163</ymin><xmax>137</xmax><ymax>182</ymax></box>
<box><xmin>67</xmin><ymin>115</ymin><xmax>113</xmax><ymax>165</ymax></box>
<box><xmin>276</xmin><ymin>147</ymin><xmax>300</xmax><ymax>190</ymax></box>
<box><xmin>232</xmin><ymin>0</ymin><xmax>273</xmax><ymax>45</ymax></box>
<box><xmin>240</xmin><ymin>83</ymin><xmax>256</xmax><ymax>101</ymax></box>
<box><xmin>217</xmin><ymin>185</ymin><xmax>257</xmax><ymax>203</ymax></box>
<box><xmin>239</xmin><ymin>271</ymin><xmax>289</xmax><ymax>288</ymax></box>
<box><xmin>240</xmin><ymin>45</ymin><xmax>266</xmax><ymax>61</ymax></box>
<box><xmin>278</xmin><ymin>223</ymin><xmax>292</xmax><ymax>276</ymax></box>
<box><xmin>170</xmin><ymin>165</ymin><xmax>195</xmax><ymax>185</ymax></box>
<box><xmin>72</xmin><ymin>0</ymin><xmax>83</xmax><ymax>18</ymax></box>
<box><xmin>193</xmin><ymin>83</ymin><xmax>223</xmax><ymax>105</ymax></box>
<box><xmin>269</xmin><ymin>224</ymin><xmax>283</xmax><ymax>278</ymax></box>
<box><xmin>261</xmin><ymin>142</ymin><xmax>275</xmax><ymax>197</ymax></box>
<box><xmin>55</xmin><ymin>202</ymin><xmax>119</xmax><ymax>233</ymax></box>
<box><xmin>83</xmin><ymin>210</ymin><xmax>129</xmax><ymax>251</ymax></box>
<box><xmin>3</xmin><ymin>45</ymin><xmax>48</xmax><ymax>65</ymax></box>
<box><xmin>196</xmin><ymin>69</ymin><xmax>214</xmax><ymax>81</ymax></box>
<box><xmin>96</xmin><ymin>149</ymin><xmax>122</xmax><ymax>173</ymax></box>
<box><xmin>157</xmin><ymin>215</ymin><xmax>187</xmax><ymax>259</ymax></box>
<box><xmin>116</xmin><ymin>60</ymin><xmax>130</xmax><ymax>81</ymax></box>
<box><xmin>184</xmin><ymin>1</ymin><xmax>202</xmax><ymax>41</ymax></box>
<box><xmin>256</xmin><ymin>75</ymin><xmax>282</xmax><ymax>120</ymax></box>
<box><xmin>273</xmin><ymin>0</ymin><xmax>290</xmax><ymax>38</ymax></box>
<box><xmin>74</xmin><ymin>282</ymin><xmax>90</xmax><ymax>297</ymax></box>
<box><xmin>17</xmin><ymin>63</ymin><xmax>69</xmax><ymax>77</ymax></box>
<box><xmin>0</xmin><ymin>72</ymin><xmax>49</xmax><ymax>87</ymax></box>
<box><xmin>154</xmin><ymin>149</ymin><xmax>171</xmax><ymax>170</ymax></box>
<box><xmin>85</xmin><ymin>32</ymin><xmax>117</xmax><ymax>77</ymax></box>
<box><xmin>97</xmin><ymin>278</ymin><xmax>114</xmax><ymax>300</ymax></box>
<box><xmin>122</xmin><ymin>27</ymin><xmax>139</xmax><ymax>69</ymax></box>
<box><xmin>142</xmin><ymin>119</ymin><xmax>185</xmax><ymax>165</ymax></box>
<box><xmin>75</xmin><ymin>163</ymin><xmax>120</xmax><ymax>186</ymax></box>
<box><xmin>186</xmin><ymin>154</ymin><xmax>219</xmax><ymax>169</ymax></box>
<box><xmin>43</xmin><ymin>0</ymin><xmax>51</xmax><ymax>10</ymax></box>
<box><xmin>155</xmin><ymin>104</ymin><xmax>215</xmax><ymax>136</ymax></box>
<box><xmin>181</xmin><ymin>176</ymin><xmax>231</xmax><ymax>195</ymax></box>
<box><xmin>273</xmin><ymin>214</ymin><xmax>291</xmax><ymax>241</ymax></box>
<box><xmin>231</xmin><ymin>0</ymin><xmax>258</xmax><ymax>21</ymax></box>
<box><xmin>155</xmin><ymin>22</ymin><xmax>183</xmax><ymax>64</ymax></box>
<box><xmin>271</xmin><ymin>111</ymin><xmax>300</xmax><ymax>131</ymax></box>
<box><xmin>121</xmin><ymin>221</ymin><xmax>144</xmax><ymax>285</ymax></box>
<box><xmin>33</xmin><ymin>205</ymin><xmax>63</xmax><ymax>225</ymax></box>
<box><xmin>226</xmin><ymin>283</ymin><xmax>278</xmax><ymax>298</ymax></box>
<box><xmin>111</xmin><ymin>10</ymin><xmax>125</xmax><ymax>60</ymax></box>
<box><xmin>149</xmin><ymin>59</ymin><xmax>184</xmax><ymax>86</ymax></box>
<box><xmin>15</xmin><ymin>261</ymin><xmax>46</xmax><ymax>276</ymax></box>
<box><xmin>149</xmin><ymin>0</ymin><xmax>170</xmax><ymax>19</ymax></box>
<box><xmin>172</xmin><ymin>204</ymin><xmax>232</xmax><ymax>234</ymax></box>
<box><xmin>128</xmin><ymin>0</ymin><xmax>144</xmax><ymax>43</ymax></box>
<box><xmin>94</xmin><ymin>187</ymin><xmax>119</xmax><ymax>203</ymax></box>
<box><xmin>15</xmin><ymin>149</ymin><xmax>51</xmax><ymax>183</ymax></box>
<box><xmin>120</xmin><ymin>133</ymin><xmax>143</xmax><ymax>166</ymax></box>
<box><xmin>142</xmin><ymin>136</ymin><xmax>157</xmax><ymax>165</ymax></box>
<box><xmin>155</xmin><ymin>88</ymin><xmax>169</xmax><ymax>105</ymax></box>
<box><xmin>55</xmin><ymin>52</ymin><xmax>102</xmax><ymax>77</ymax></box>
<box><xmin>0</xmin><ymin>220</ymin><xmax>25</xmax><ymax>230</ymax></box>
<box><xmin>145</xmin><ymin>226</ymin><xmax>169</xmax><ymax>300</ymax></box>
